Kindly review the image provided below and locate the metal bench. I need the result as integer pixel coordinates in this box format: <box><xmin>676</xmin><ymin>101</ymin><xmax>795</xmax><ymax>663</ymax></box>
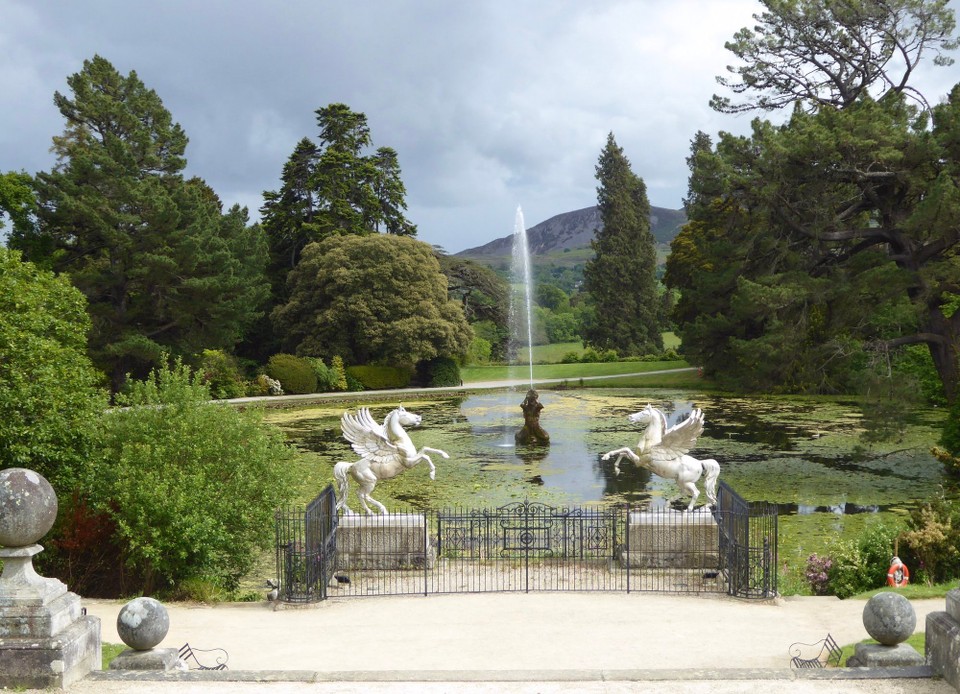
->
<box><xmin>789</xmin><ymin>633</ymin><xmax>843</xmax><ymax>668</ymax></box>
<box><xmin>178</xmin><ymin>642</ymin><xmax>229</xmax><ymax>670</ymax></box>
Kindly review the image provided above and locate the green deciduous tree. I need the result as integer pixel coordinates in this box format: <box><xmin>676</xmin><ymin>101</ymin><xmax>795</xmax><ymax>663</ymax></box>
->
<box><xmin>0</xmin><ymin>248</ymin><xmax>107</xmax><ymax>490</ymax></box>
<box><xmin>96</xmin><ymin>360</ymin><xmax>296</xmax><ymax>595</ymax></box>
<box><xmin>272</xmin><ymin>234</ymin><xmax>472</xmax><ymax>367</ymax></box>
<box><xmin>0</xmin><ymin>171</ymin><xmax>37</xmax><ymax>243</ymax></box>
<box><xmin>582</xmin><ymin>133</ymin><xmax>662</xmax><ymax>355</ymax></box>
<box><xmin>13</xmin><ymin>56</ymin><xmax>269</xmax><ymax>390</ymax></box>
<box><xmin>437</xmin><ymin>254</ymin><xmax>509</xmax><ymax>359</ymax></box>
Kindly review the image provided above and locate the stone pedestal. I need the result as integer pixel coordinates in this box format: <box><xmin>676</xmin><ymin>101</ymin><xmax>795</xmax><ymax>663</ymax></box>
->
<box><xmin>926</xmin><ymin>589</ymin><xmax>960</xmax><ymax>687</ymax></box>
<box><xmin>619</xmin><ymin>510</ymin><xmax>719</xmax><ymax>569</ymax></box>
<box><xmin>0</xmin><ymin>544</ymin><xmax>101</xmax><ymax>689</ymax></box>
<box><xmin>110</xmin><ymin>647</ymin><xmax>184</xmax><ymax>671</ymax></box>
<box><xmin>336</xmin><ymin>514</ymin><xmax>435</xmax><ymax>570</ymax></box>
<box><xmin>847</xmin><ymin>642</ymin><xmax>924</xmax><ymax>667</ymax></box>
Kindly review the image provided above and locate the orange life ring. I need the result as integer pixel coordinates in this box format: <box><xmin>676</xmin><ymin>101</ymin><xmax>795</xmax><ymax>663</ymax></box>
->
<box><xmin>887</xmin><ymin>560</ymin><xmax>909</xmax><ymax>588</ymax></box>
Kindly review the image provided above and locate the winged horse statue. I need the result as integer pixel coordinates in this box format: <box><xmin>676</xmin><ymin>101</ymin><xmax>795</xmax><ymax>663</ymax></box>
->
<box><xmin>601</xmin><ymin>405</ymin><xmax>720</xmax><ymax>511</ymax></box>
<box><xmin>334</xmin><ymin>406</ymin><xmax>449</xmax><ymax>515</ymax></box>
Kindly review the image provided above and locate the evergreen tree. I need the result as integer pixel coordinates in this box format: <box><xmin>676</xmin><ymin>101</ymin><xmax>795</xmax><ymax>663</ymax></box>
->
<box><xmin>582</xmin><ymin>133</ymin><xmax>662</xmax><ymax>355</ymax></box>
<box><xmin>13</xmin><ymin>55</ymin><xmax>269</xmax><ymax>390</ymax></box>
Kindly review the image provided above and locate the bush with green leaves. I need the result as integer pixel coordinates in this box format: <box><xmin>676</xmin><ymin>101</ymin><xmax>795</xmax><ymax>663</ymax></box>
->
<box><xmin>196</xmin><ymin>349</ymin><xmax>245</xmax><ymax>399</ymax></box>
<box><xmin>417</xmin><ymin>356</ymin><xmax>461</xmax><ymax>387</ymax></box>
<box><xmin>266</xmin><ymin>353</ymin><xmax>317</xmax><ymax>394</ymax></box>
<box><xmin>826</xmin><ymin>522</ymin><xmax>902</xmax><ymax>598</ymax></box>
<box><xmin>346</xmin><ymin>365</ymin><xmax>413</xmax><ymax>390</ymax></box>
<box><xmin>96</xmin><ymin>361</ymin><xmax>296</xmax><ymax>595</ymax></box>
<box><xmin>901</xmin><ymin>493</ymin><xmax>960</xmax><ymax>584</ymax></box>
<box><xmin>0</xmin><ymin>248</ymin><xmax>107</xmax><ymax>491</ymax></box>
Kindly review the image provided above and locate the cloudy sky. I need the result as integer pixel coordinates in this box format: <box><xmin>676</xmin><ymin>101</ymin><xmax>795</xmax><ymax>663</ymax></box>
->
<box><xmin>3</xmin><ymin>1</ymin><xmax>959</xmax><ymax>254</ymax></box>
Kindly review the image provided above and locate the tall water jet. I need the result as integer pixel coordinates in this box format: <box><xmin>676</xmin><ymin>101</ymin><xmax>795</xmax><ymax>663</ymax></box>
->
<box><xmin>510</xmin><ymin>206</ymin><xmax>535</xmax><ymax>388</ymax></box>
<box><xmin>510</xmin><ymin>206</ymin><xmax>549</xmax><ymax>445</ymax></box>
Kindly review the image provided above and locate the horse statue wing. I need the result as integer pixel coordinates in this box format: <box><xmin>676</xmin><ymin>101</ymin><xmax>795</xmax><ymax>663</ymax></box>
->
<box><xmin>340</xmin><ymin>407</ymin><xmax>400</xmax><ymax>464</ymax></box>
<box><xmin>650</xmin><ymin>408</ymin><xmax>705</xmax><ymax>463</ymax></box>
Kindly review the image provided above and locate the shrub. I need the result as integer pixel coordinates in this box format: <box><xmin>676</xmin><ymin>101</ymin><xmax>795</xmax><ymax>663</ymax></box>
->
<box><xmin>266</xmin><ymin>353</ymin><xmax>317</xmax><ymax>394</ymax></box>
<box><xmin>826</xmin><ymin>522</ymin><xmax>902</xmax><ymax>598</ymax></box>
<box><xmin>0</xmin><ymin>248</ymin><xmax>107</xmax><ymax>491</ymax></box>
<box><xmin>305</xmin><ymin>357</ymin><xmax>337</xmax><ymax>392</ymax></box>
<box><xmin>95</xmin><ymin>360</ymin><xmax>296</xmax><ymax>595</ymax></box>
<box><xmin>599</xmin><ymin>349</ymin><xmax>619</xmax><ymax>362</ymax></box>
<box><xmin>346</xmin><ymin>365</ymin><xmax>413</xmax><ymax>390</ymax></box>
<box><xmin>466</xmin><ymin>336</ymin><xmax>492</xmax><ymax>365</ymax></box>
<box><xmin>560</xmin><ymin>351</ymin><xmax>580</xmax><ymax>364</ymax></box>
<box><xmin>197</xmin><ymin>349</ymin><xmax>245</xmax><ymax>399</ymax></box>
<box><xmin>330</xmin><ymin>355</ymin><xmax>348</xmax><ymax>391</ymax></box>
<box><xmin>417</xmin><ymin>356</ymin><xmax>461</xmax><ymax>387</ymax></box>
<box><xmin>804</xmin><ymin>553</ymin><xmax>832</xmax><ymax>596</ymax></box>
<box><xmin>901</xmin><ymin>494</ymin><xmax>960</xmax><ymax>584</ymax></box>
<box><xmin>581</xmin><ymin>347</ymin><xmax>600</xmax><ymax>363</ymax></box>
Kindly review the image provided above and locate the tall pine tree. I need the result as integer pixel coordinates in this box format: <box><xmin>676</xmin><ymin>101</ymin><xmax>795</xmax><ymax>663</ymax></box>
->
<box><xmin>582</xmin><ymin>133</ymin><xmax>662</xmax><ymax>355</ymax></box>
<box><xmin>16</xmin><ymin>55</ymin><xmax>269</xmax><ymax>390</ymax></box>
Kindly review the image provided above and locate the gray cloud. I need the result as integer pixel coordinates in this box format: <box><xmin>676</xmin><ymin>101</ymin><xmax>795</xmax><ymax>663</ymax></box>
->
<box><xmin>2</xmin><ymin>0</ymin><xmax>958</xmax><ymax>252</ymax></box>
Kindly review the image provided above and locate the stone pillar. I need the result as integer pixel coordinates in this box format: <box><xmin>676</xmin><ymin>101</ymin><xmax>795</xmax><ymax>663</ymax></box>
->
<box><xmin>336</xmin><ymin>513</ymin><xmax>435</xmax><ymax>570</ymax></box>
<box><xmin>926</xmin><ymin>589</ymin><xmax>960</xmax><ymax>687</ymax></box>
<box><xmin>0</xmin><ymin>468</ymin><xmax>101</xmax><ymax>689</ymax></box>
<box><xmin>619</xmin><ymin>509</ymin><xmax>719</xmax><ymax>569</ymax></box>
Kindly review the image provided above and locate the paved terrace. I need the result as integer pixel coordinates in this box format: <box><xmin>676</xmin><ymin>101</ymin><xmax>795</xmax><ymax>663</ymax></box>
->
<box><xmin>64</xmin><ymin>592</ymin><xmax>954</xmax><ymax>693</ymax></box>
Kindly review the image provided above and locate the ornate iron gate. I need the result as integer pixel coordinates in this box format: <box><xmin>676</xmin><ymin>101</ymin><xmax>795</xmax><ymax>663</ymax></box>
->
<box><xmin>276</xmin><ymin>485</ymin><xmax>777</xmax><ymax>602</ymax></box>
<box><xmin>274</xmin><ymin>484</ymin><xmax>338</xmax><ymax>603</ymax></box>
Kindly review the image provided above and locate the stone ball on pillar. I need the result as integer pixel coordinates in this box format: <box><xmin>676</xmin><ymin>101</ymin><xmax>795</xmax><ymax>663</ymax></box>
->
<box><xmin>863</xmin><ymin>592</ymin><xmax>916</xmax><ymax>645</ymax></box>
<box><xmin>0</xmin><ymin>468</ymin><xmax>58</xmax><ymax>548</ymax></box>
<box><xmin>117</xmin><ymin>598</ymin><xmax>170</xmax><ymax>651</ymax></box>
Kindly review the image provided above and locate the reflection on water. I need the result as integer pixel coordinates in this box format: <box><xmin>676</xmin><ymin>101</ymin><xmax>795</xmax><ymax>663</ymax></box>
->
<box><xmin>272</xmin><ymin>388</ymin><xmax>946</xmax><ymax>514</ymax></box>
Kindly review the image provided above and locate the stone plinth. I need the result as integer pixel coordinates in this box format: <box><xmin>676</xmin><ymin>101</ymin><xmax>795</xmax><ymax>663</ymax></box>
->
<box><xmin>0</xmin><ymin>545</ymin><xmax>101</xmax><ymax>689</ymax></box>
<box><xmin>847</xmin><ymin>642</ymin><xmax>924</xmax><ymax>667</ymax></box>
<box><xmin>110</xmin><ymin>647</ymin><xmax>184</xmax><ymax>671</ymax></box>
<box><xmin>925</xmin><ymin>589</ymin><xmax>960</xmax><ymax>688</ymax></box>
<box><xmin>619</xmin><ymin>510</ymin><xmax>719</xmax><ymax>569</ymax></box>
<box><xmin>336</xmin><ymin>514</ymin><xmax>435</xmax><ymax>570</ymax></box>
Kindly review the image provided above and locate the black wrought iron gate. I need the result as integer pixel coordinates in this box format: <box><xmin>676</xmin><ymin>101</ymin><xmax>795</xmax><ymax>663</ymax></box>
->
<box><xmin>274</xmin><ymin>484</ymin><xmax>338</xmax><ymax>602</ymax></box>
<box><xmin>274</xmin><ymin>484</ymin><xmax>777</xmax><ymax>602</ymax></box>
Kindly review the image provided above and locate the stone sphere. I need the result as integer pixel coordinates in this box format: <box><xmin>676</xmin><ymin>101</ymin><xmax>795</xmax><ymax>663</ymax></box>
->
<box><xmin>117</xmin><ymin>597</ymin><xmax>170</xmax><ymax>651</ymax></box>
<box><xmin>863</xmin><ymin>592</ymin><xmax>916</xmax><ymax>645</ymax></box>
<box><xmin>0</xmin><ymin>468</ymin><xmax>58</xmax><ymax>547</ymax></box>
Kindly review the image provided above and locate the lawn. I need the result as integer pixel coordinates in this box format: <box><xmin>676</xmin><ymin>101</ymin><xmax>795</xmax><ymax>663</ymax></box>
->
<box><xmin>526</xmin><ymin>333</ymin><xmax>681</xmax><ymax>364</ymax></box>
<box><xmin>460</xmin><ymin>359</ymin><xmax>692</xmax><ymax>384</ymax></box>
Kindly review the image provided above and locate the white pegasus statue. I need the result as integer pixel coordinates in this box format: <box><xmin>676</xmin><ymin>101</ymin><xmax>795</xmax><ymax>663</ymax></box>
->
<box><xmin>601</xmin><ymin>404</ymin><xmax>720</xmax><ymax>511</ymax></box>
<box><xmin>334</xmin><ymin>406</ymin><xmax>449</xmax><ymax>515</ymax></box>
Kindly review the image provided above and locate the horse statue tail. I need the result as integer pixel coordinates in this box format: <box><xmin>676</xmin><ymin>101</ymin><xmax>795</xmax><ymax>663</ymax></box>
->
<box><xmin>701</xmin><ymin>458</ymin><xmax>721</xmax><ymax>507</ymax></box>
<box><xmin>333</xmin><ymin>461</ymin><xmax>354</xmax><ymax>513</ymax></box>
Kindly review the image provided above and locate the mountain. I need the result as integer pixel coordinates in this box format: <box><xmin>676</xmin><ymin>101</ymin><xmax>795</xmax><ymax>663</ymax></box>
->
<box><xmin>456</xmin><ymin>205</ymin><xmax>686</xmax><ymax>258</ymax></box>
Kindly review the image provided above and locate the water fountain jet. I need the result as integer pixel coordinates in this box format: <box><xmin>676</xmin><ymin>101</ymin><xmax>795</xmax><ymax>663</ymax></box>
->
<box><xmin>511</xmin><ymin>207</ymin><xmax>549</xmax><ymax>446</ymax></box>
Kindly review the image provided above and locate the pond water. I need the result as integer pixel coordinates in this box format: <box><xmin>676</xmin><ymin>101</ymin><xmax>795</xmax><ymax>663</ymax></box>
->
<box><xmin>267</xmin><ymin>387</ymin><xmax>953</xmax><ymax>575</ymax></box>
<box><xmin>268</xmin><ymin>388</ymin><xmax>949</xmax><ymax>513</ymax></box>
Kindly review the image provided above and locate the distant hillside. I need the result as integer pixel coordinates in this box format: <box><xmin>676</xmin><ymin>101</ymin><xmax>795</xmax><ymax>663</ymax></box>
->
<box><xmin>456</xmin><ymin>205</ymin><xmax>686</xmax><ymax>258</ymax></box>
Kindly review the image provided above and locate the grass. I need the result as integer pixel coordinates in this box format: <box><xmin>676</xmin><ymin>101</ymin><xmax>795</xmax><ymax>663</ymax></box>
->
<box><xmin>838</xmin><ymin>632</ymin><xmax>925</xmax><ymax>666</ymax></box>
<box><xmin>102</xmin><ymin>642</ymin><xmax>127</xmax><ymax>669</ymax></box>
<box><xmin>461</xmin><ymin>360</ymin><xmax>690</xmax><ymax>383</ymax></box>
<box><xmin>850</xmin><ymin>583</ymin><xmax>958</xmax><ymax>601</ymax></box>
<box><xmin>523</xmin><ymin>333</ymin><xmax>682</xmax><ymax>365</ymax></box>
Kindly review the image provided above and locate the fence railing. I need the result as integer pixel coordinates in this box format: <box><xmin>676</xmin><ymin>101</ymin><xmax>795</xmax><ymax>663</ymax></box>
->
<box><xmin>275</xmin><ymin>484</ymin><xmax>777</xmax><ymax>603</ymax></box>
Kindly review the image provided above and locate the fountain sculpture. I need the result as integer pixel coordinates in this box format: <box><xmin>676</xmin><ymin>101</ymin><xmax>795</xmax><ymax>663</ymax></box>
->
<box><xmin>515</xmin><ymin>388</ymin><xmax>550</xmax><ymax>445</ymax></box>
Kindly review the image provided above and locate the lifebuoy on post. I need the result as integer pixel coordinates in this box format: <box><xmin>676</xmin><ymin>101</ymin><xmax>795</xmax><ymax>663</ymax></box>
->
<box><xmin>887</xmin><ymin>556</ymin><xmax>909</xmax><ymax>588</ymax></box>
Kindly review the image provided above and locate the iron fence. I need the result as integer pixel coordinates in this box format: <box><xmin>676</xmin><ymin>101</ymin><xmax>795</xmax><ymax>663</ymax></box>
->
<box><xmin>275</xmin><ymin>484</ymin><xmax>777</xmax><ymax>603</ymax></box>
